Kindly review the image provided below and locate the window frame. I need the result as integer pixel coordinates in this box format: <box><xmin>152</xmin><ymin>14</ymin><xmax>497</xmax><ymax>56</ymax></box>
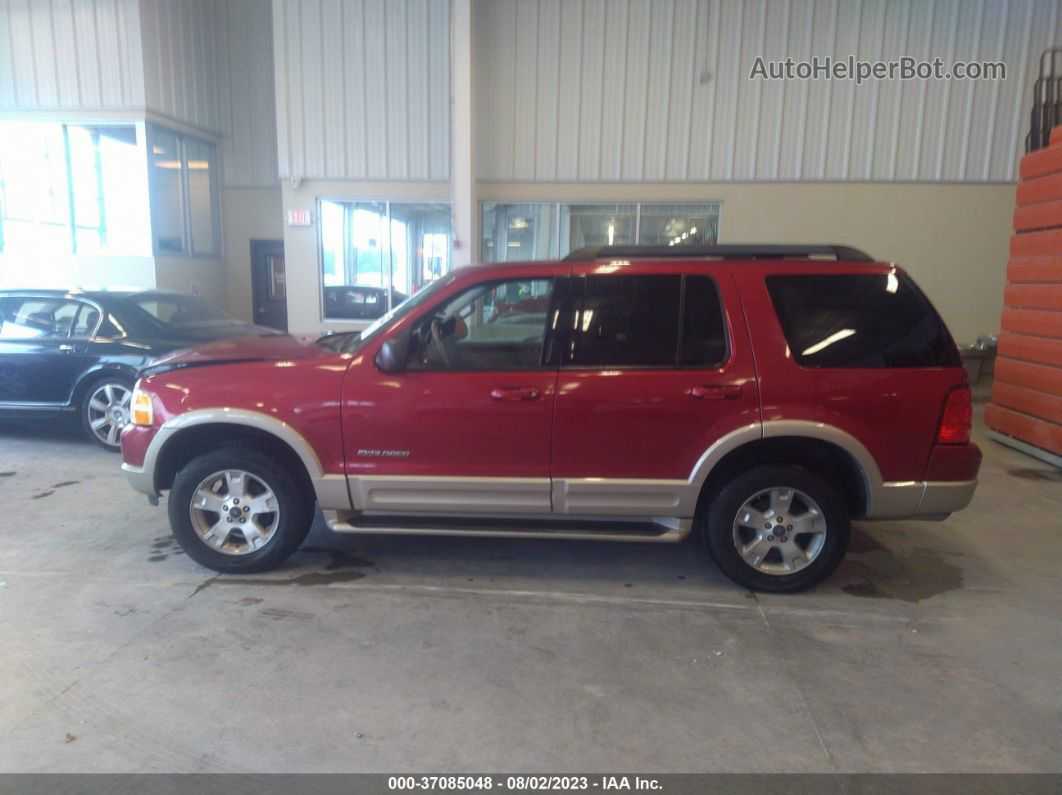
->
<box><xmin>146</xmin><ymin>124</ymin><xmax>219</xmax><ymax>259</ymax></box>
<box><xmin>557</xmin><ymin>273</ymin><xmax>731</xmax><ymax>372</ymax></box>
<box><xmin>316</xmin><ymin>197</ymin><xmax>454</xmax><ymax>324</ymax></box>
<box><xmin>400</xmin><ymin>276</ymin><xmax>562</xmax><ymax>373</ymax></box>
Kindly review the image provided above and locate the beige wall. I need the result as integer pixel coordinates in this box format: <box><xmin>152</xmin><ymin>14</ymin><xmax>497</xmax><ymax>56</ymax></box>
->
<box><xmin>480</xmin><ymin>181</ymin><xmax>1015</xmax><ymax>345</ymax></box>
<box><xmin>280</xmin><ymin>180</ymin><xmax>450</xmax><ymax>336</ymax></box>
<box><xmin>153</xmin><ymin>257</ymin><xmax>229</xmax><ymax>307</ymax></box>
<box><xmin>221</xmin><ymin>187</ymin><xmax>284</xmax><ymax>321</ymax></box>
<box><xmin>0</xmin><ymin>254</ymin><xmax>156</xmax><ymax>291</ymax></box>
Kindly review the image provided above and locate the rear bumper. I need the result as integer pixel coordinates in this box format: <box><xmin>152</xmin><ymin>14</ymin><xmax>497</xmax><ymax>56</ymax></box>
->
<box><xmin>869</xmin><ymin>478</ymin><xmax>978</xmax><ymax>519</ymax></box>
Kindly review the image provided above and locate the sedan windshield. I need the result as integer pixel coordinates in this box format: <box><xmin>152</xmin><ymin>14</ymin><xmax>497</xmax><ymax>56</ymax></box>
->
<box><xmin>131</xmin><ymin>294</ymin><xmax>243</xmax><ymax>329</ymax></box>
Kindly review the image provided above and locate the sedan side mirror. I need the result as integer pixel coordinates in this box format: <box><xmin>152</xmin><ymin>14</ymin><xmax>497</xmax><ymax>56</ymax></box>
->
<box><xmin>375</xmin><ymin>338</ymin><xmax>406</xmax><ymax>373</ymax></box>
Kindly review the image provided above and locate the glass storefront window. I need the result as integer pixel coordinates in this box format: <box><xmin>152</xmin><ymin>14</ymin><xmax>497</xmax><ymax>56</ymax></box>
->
<box><xmin>147</xmin><ymin>125</ymin><xmax>218</xmax><ymax>257</ymax></box>
<box><xmin>0</xmin><ymin>121</ymin><xmax>149</xmax><ymax>257</ymax></box>
<box><xmin>185</xmin><ymin>139</ymin><xmax>216</xmax><ymax>255</ymax></box>
<box><xmin>481</xmin><ymin>203</ymin><xmax>556</xmax><ymax>262</ymax></box>
<box><xmin>320</xmin><ymin>199</ymin><xmax>452</xmax><ymax>321</ymax></box>
<box><xmin>481</xmin><ymin>202</ymin><xmax>722</xmax><ymax>262</ymax></box>
<box><xmin>637</xmin><ymin>203</ymin><xmax>720</xmax><ymax>247</ymax></box>
<box><xmin>559</xmin><ymin>203</ymin><xmax>637</xmax><ymax>255</ymax></box>
<box><xmin>148</xmin><ymin>128</ymin><xmax>186</xmax><ymax>254</ymax></box>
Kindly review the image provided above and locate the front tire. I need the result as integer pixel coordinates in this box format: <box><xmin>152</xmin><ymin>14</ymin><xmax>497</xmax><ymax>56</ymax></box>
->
<box><xmin>81</xmin><ymin>377</ymin><xmax>134</xmax><ymax>451</ymax></box>
<box><xmin>703</xmin><ymin>465</ymin><xmax>850</xmax><ymax>593</ymax></box>
<box><xmin>168</xmin><ymin>446</ymin><xmax>313</xmax><ymax>573</ymax></box>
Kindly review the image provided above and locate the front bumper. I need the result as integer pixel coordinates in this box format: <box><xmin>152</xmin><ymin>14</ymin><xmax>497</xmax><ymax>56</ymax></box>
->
<box><xmin>121</xmin><ymin>462</ymin><xmax>157</xmax><ymax>497</ymax></box>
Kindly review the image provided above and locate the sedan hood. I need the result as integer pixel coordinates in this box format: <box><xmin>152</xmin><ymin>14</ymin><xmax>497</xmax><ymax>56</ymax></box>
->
<box><xmin>142</xmin><ymin>332</ymin><xmax>331</xmax><ymax>375</ymax></box>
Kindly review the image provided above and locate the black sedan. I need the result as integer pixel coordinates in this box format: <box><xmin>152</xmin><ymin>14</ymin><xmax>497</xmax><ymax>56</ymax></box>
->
<box><xmin>324</xmin><ymin>285</ymin><xmax>407</xmax><ymax>320</ymax></box>
<box><xmin>0</xmin><ymin>289</ymin><xmax>274</xmax><ymax>450</ymax></box>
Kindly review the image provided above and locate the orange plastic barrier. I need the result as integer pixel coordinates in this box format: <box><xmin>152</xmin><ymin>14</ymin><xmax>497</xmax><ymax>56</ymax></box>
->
<box><xmin>987</xmin><ymin>125</ymin><xmax>1062</xmax><ymax>459</ymax></box>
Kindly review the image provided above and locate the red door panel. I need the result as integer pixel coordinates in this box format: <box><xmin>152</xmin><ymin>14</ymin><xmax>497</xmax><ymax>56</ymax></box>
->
<box><xmin>550</xmin><ymin>262</ymin><xmax>759</xmax><ymax>481</ymax></box>
<box><xmin>341</xmin><ymin>363</ymin><xmax>556</xmax><ymax>478</ymax></box>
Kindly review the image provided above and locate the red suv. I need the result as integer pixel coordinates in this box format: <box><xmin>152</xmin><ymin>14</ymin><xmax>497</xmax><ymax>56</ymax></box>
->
<box><xmin>121</xmin><ymin>245</ymin><xmax>981</xmax><ymax>592</ymax></box>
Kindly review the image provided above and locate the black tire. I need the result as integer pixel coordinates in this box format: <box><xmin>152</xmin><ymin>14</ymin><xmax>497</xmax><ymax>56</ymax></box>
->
<box><xmin>80</xmin><ymin>376</ymin><xmax>134</xmax><ymax>452</ymax></box>
<box><xmin>702</xmin><ymin>465</ymin><xmax>850</xmax><ymax>593</ymax></box>
<box><xmin>168</xmin><ymin>445</ymin><xmax>314</xmax><ymax>573</ymax></box>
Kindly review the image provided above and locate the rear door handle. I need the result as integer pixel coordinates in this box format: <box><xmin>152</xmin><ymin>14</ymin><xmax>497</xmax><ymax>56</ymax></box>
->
<box><xmin>490</xmin><ymin>387</ymin><xmax>541</xmax><ymax>402</ymax></box>
<box><xmin>690</xmin><ymin>384</ymin><xmax>743</xmax><ymax>400</ymax></box>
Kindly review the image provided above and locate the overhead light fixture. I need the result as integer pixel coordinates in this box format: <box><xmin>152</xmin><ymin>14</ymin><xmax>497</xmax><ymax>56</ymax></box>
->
<box><xmin>886</xmin><ymin>272</ymin><xmax>899</xmax><ymax>293</ymax></box>
<box><xmin>607</xmin><ymin>223</ymin><xmax>615</xmax><ymax>245</ymax></box>
<box><xmin>690</xmin><ymin>226</ymin><xmax>697</xmax><ymax>235</ymax></box>
<box><xmin>508</xmin><ymin>241</ymin><xmax>521</xmax><ymax>247</ymax></box>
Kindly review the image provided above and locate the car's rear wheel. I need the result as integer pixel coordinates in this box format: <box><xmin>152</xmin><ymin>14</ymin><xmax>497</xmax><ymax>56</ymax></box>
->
<box><xmin>703</xmin><ymin>465</ymin><xmax>850</xmax><ymax>593</ymax></box>
<box><xmin>168</xmin><ymin>446</ymin><xmax>313</xmax><ymax>573</ymax></box>
<box><xmin>81</xmin><ymin>377</ymin><xmax>133</xmax><ymax>451</ymax></box>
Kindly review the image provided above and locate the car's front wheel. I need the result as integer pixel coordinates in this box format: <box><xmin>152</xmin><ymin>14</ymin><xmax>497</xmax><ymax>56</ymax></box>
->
<box><xmin>168</xmin><ymin>446</ymin><xmax>313</xmax><ymax>573</ymax></box>
<box><xmin>81</xmin><ymin>377</ymin><xmax>134</xmax><ymax>451</ymax></box>
<box><xmin>703</xmin><ymin>465</ymin><xmax>850</xmax><ymax>593</ymax></box>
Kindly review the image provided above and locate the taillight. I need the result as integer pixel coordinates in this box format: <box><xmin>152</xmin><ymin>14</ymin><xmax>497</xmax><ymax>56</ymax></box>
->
<box><xmin>937</xmin><ymin>385</ymin><xmax>972</xmax><ymax>445</ymax></box>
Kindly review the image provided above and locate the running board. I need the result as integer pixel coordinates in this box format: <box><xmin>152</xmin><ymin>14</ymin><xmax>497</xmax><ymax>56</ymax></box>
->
<box><xmin>323</xmin><ymin>511</ymin><xmax>693</xmax><ymax>543</ymax></box>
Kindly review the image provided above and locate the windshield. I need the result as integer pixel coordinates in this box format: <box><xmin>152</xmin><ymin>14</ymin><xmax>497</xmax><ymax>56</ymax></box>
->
<box><xmin>317</xmin><ymin>274</ymin><xmax>456</xmax><ymax>354</ymax></box>
<box><xmin>132</xmin><ymin>294</ymin><xmax>242</xmax><ymax>329</ymax></box>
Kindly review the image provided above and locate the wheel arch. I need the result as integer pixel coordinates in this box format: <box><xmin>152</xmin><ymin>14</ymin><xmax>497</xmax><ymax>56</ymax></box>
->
<box><xmin>152</xmin><ymin>412</ymin><xmax>323</xmax><ymax>502</ymax></box>
<box><xmin>71</xmin><ymin>363</ymin><xmax>139</xmax><ymax>407</ymax></box>
<box><xmin>693</xmin><ymin>425</ymin><xmax>877</xmax><ymax>520</ymax></box>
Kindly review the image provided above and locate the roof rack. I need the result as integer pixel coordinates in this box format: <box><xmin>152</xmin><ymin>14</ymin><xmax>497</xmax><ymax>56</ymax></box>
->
<box><xmin>563</xmin><ymin>244</ymin><xmax>875</xmax><ymax>262</ymax></box>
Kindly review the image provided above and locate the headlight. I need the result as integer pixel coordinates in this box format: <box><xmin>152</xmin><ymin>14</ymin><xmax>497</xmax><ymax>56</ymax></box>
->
<box><xmin>130</xmin><ymin>386</ymin><xmax>154</xmax><ymax>427</ymax></box>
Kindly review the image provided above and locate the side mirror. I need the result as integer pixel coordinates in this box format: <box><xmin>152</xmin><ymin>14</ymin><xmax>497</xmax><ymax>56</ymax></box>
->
<box><xmin>375</xmin><ymin>338</ymin><xmax>406</xmax><ymax>373</ymax></box>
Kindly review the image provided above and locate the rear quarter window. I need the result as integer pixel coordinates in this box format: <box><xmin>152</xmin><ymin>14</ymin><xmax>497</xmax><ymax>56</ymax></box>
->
<box><xmin>765</xmin><ymin>273</ymin><xmax>960</xmax><ymax>368</ymax></box>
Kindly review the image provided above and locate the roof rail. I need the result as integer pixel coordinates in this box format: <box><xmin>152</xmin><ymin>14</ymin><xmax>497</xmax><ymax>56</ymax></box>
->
<box><xmin>563</xmin><ymin>244</ymin><xmax>876</xmax><ymax>262</ymax></box>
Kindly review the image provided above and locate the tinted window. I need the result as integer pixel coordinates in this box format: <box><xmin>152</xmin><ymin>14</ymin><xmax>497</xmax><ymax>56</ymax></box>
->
<box><xmin>682</xmin><ymin>276</ymin><xmax>728</xmax><ymax>367</ymax></box>
<box><xmin>766</xmin><ymin>274</ymin><xmax>960</xmax><ymax>368</ymax></box>
<box><xmin>0</xmin><ymin>298</ymin><xmax>80</xmax><ymax>339</ymax></box>
<box><xmin>565</xmin><ymin>275</ymin><xmax>681</xmax><ymax>367</ymax></box>
<box><xmin>407</xmin><ymin>279</ymin><xmax>554</xmax><ymax>371</ymax></box>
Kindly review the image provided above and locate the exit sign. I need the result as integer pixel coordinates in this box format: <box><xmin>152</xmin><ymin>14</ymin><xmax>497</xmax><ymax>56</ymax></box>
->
<box><xmin>286</xmin><ymin>209</ymin><xmax>312</xmax><ymax>226</ymax></box>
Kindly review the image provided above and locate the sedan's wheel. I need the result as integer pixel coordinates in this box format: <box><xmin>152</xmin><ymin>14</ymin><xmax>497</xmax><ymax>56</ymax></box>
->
<box><xmin>704</xmin><ymin>465</ymin><xmax>850</xmax><ymax>593</ymax></box>
<box><xmin>82</xmin><ymin>380</ymin><xmax>133</xmax><ymax>451</ymax></box>
<box><xmin>169</xmin><ymin>445</ymin><xmax>313</xmax><ymax>573</ymax></box>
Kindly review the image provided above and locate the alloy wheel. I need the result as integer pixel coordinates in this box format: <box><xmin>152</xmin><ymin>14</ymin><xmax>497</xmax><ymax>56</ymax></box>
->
<box><xmin>731</xmin><ymin>486</ymin><xmax>828</xmax><ymax>575</ymax></box>
<box><xmin>86</xmin><ymin>383</ymin><xmax>132</xmax><ymax>449</ymax></box>
<box><xmin>189</xmin><ymin>469</ymin><xmax>281</xmax><ymax>556</ymax></box>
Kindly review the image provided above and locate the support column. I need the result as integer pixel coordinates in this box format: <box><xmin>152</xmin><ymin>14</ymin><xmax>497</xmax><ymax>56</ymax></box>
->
<box><xmin>450</xmin><ymin>0</ymin><xmax>477</xmax><ymax>267</ymax></box>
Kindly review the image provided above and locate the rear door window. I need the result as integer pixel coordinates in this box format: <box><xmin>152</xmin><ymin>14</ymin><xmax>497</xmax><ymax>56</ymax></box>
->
<box><xmin>766</xmin><ymin>273</ymin><xmax>960</xmax><ymax>367</ymax></box>
<box><xmin>0</xmin><ymin>298</ymin><xmax>80</xmax><ymax>339</ymax></box>
<box><xmin>562</xmin><ymin>274</ymin><xmax>728</xmax><ymax>368</ymax></box>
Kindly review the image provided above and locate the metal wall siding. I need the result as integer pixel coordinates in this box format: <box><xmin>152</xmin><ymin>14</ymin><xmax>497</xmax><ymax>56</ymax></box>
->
<box><xmin>140</xmin><ymin>0</ymin><xmax>223</xmax><ymax>133</ymax></box>
<box><xmin>0</xmin><ymin>0</ymin><xmax>143</xmax><ymax>110</ymax></box>
<box><xmin>478</xmin><ymin>0</ymin><xmax>1062</xmax><ymax>183</ymax></box>
<box><xmin>217</xmin><ymin>0</ymin><xmax>279</xmax><ymax>187</ymax></box>
<box><xmin>271</xmin><ymin>0</ymin><xmax>449</xmax><ymax>181</ymax></box>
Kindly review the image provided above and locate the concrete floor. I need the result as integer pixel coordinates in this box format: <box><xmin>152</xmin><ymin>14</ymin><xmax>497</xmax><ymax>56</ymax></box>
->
<box><xmin>0</xmin><ymin>382</ymin><xmax>1059</xmax><ymax>773</ymax></box>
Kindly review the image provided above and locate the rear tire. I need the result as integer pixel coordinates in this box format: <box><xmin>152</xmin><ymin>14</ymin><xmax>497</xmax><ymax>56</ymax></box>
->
<box><xmin>81</xmin><ymin>377</ymin><xmax>134</xmax><ymax>452</ymax></box>
<box><xmin>703</xmin><ymin>465</ymin><xmax>850</xmax><ymax>593</ymax></box>
<box><xmin>168</xmin><ymin>445</ymin><xmax>313</xmax><ymax>573</ymax></box>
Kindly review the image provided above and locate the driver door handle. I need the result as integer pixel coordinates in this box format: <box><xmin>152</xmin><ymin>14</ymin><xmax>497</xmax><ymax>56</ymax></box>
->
<box><xmin>690</xmin><ymin>384</ymin><xmax>743</xmax><ymax>400</ymax></box>
<box><xmin>58</xmin><ymin>344</ymin><xmax>78</xmax><ymax>353</ymax></box>
<box><xmin>490</xmin><ymin>387</ymin><xmax>541</xmax><ymax>402</ymax></box>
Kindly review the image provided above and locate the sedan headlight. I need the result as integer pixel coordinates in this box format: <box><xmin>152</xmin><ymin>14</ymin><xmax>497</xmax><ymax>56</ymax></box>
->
<box><xmin>130</xmin><ymin>386</ymin><xmax>154</xmax><ymax>427</ymax></box>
